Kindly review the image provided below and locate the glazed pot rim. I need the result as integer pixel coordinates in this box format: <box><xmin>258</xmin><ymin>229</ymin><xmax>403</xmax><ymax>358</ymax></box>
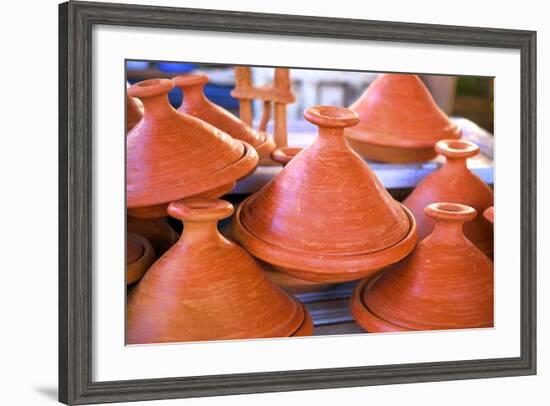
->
<box><xmin>344</xmin><ymin>121</ymin><xmax>461</xmax><ymax>149</ymax></box>
<box><xmin>232</xmin><ymin>198</ymin><xmax>418</xmax><ymax>273</ymax></box>
<box><xmin>127</xmin><ymin>141</ymin><xmax>258</xmax><ymax>208</ymax></box>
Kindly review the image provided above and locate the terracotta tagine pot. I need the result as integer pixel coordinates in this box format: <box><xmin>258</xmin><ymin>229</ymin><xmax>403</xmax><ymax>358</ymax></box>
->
<box><xmin>127</xmin><ymin>198</ymin><xmax>312</xmax><ymax>344</ymax></box>
<box><xmin>232</xmin><ymin>105</ymin><xmax>418</xmax><ymax>283</ymax></box>
<box><xmin>403</xmin><ymin>139</ymin><xmax>494</xmax><ymax>257</ymax></box>
<box><xmin>351</xmin><ymin>202</ymin><xmax>494</xmax><ymax>332</ymax></box>
<box><xmin>345</xmin><ymin>73</ymin><xmax>461</xmax><ymax>163</ymax></box>
<box><xmin>126</xmin><ymin>78</ymin><xmax>258</xmax><ymax>219</ymax></box>
<box><xmin>127</xmin><ymin>233</ymin><xmax>156</xmax><ymax>285</ymax></box>
<box><xmin>127</xmin><ymin>216</ymin><xmax>179</xmax><ymax>256</ymax></box>
<box><xmin>173</xmin><ymin>73</ymin><xmax>276</xmax><ymax>159</ymax></box>
<box><xmin>126</xmin><ymin>94</ymin><xmax>143</xmax><ymax>134</ymax></box>
<box><xmin>268</xmin><ymin>146</ymin><xmax>333</xmax><ymax>293</ymax></box>
<box><xmin>484</xmin><ymin>206</ymin><xmax>494</xmax><ymax>224</ymax></box>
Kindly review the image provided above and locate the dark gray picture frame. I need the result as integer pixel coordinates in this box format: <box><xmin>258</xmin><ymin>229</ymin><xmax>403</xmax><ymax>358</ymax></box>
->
<box><xmin>59</xmin><ymin>1</ymin><xmax>537</xmax><ymax>404</ymax></box>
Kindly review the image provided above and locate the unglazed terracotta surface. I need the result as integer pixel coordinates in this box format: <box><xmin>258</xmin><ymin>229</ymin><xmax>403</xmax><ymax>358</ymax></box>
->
<box><xmin>271</xmin><ymin>147</ymin><xmax>303</xmax><ymax>166</ymax></box>
<box><xmin>126</xmin><ymin>95</ymin><xmax>143</xmax><ymax>134</ymax></box>
<box><xmin>126</xmin><ymin>78</ymin><xmax>258</xmax><ymax>218</ymax></box>
<box><xmin>173</xmin><ymin>73</ymin><xmax>275</xmax><ymax>158</ymax></box>
<box><xmin>127</xmin><ymin>198</ymin><xmax>312</xmax><ymax>344</ymax></box>
<box><xmin>351</xmin><ymin>202</ymin><xmax>494</xmax><ymax>332</ymax></box>
<box><xmin>127</xmin><ymin>216</ymin><xmax>179</xmax><ymax>256</ymax></box>
<box><xmin>233</xmin><ymin>105</ymin><xmax>418</xmax><ymax>283</ymax></box>
<box><xmin>127</xmin><ymin>233</ymin><xmax>156</xmax><ymax>285</ymax></box>
<box><xmin>403</xmin><ymin>139</ymin><xmax>494</xmax><ymax>256</ymax></box>
<box><xmin>345</xmin><ymin>73</ymin><xmax>461</xmax><ymax>163</ymax></box>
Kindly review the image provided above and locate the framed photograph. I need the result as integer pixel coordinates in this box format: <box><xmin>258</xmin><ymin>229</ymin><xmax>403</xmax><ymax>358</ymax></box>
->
<box><xmin>59</xmin><ymin>1</ymin><xmax>536</xmax><ymax>404</ymax></box>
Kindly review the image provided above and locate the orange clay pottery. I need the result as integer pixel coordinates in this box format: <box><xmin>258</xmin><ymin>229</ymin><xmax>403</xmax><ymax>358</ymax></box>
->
<box><xmin>126</xmin><ymin>78</ymin><xmax>258</xmax><ymax>219</ymax></box>
<box><xmin>267</xmin><ymin>146</ymin><xmax>333</xmax><ymax>293</ymax></box>
<box><xmin>126</xmin><ymin>94</ymin><xmax>143</xmax><ymax>134</ymax></box>
<box><xmin>127</xmin><ymin>233</ymin><xmax>156</xmax><ymax>285</ymax></box>
<box><xmin>127</xmin><ymin>216</ymin><xmax>179</xmax><ymax>256</ymax></box>
<box><xmin>484</xmin><ymin>206</ymin><xmax>494</xmax><ymax>224</ymax></box>
<box><xmin>351</xmin><ymin>202</ymin><xmax>494</xmax><ymax>332</ymax></box>
<box><xmin>232</xmin><ymin>105</ymin><xmax>418</xmax><ymax>283</ymax></box>
<box><xmin>127</xmin><ymin>198</ymin><xmax>312</xmax><ymax>344</ymax></box>
<box><xmin>271</xmin><ymin>147</ymin><xmax>303</xmax><ymax>166</ymax></box>
<box><xmin>345</xmin><ymin>73</ymin><xmax>461</xmax><ymax>163</ymax></box>
<box><xmin>173</xmin><ymin>73</ymin><xmax>275</xmax><ymax>159</ymax></box>
<box><xmin>403</xmin><ymin>139</ymin><xmax>494</xmax><ymax>257</ymax></box>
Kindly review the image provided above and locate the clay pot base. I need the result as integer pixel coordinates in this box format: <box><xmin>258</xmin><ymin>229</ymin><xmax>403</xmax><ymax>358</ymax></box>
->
<box><xmin>127</xmin><ymin>234</ymin><xmax>156</xmax><ymax>285</ymax></box>
<box><xmin>292</xmin><ymin>302</ymin><xmax>314</xmax><ymax>336</ymax></box>
<box><xmin>127</xmin><ymin>181</ymin><xmax>237</xmax><ymax>219</ymax></box>
<box><xmin>264</xmin><ymin>263</ymin><xmax>334</xmax><ymax>294</ymax></box>
<box><xmin>345</xmin><ymin>130</ymin><xmax>441</xmax><ymax>163</ymax></box>
<box><xmin>233</xmin><ymin>198</ymin><xmax>418</xmax><ymax>283</ymax></box>
<box><xmin>351</xmin><ymin>276</ymin><xmax>494</xmax><ymax>332</ymax></box>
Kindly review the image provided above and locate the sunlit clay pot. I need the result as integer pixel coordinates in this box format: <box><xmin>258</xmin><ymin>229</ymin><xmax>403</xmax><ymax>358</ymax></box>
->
<box><xmin>351</xmin><ymin>202</ymin><xmax>494</xmax><ymax>332</ymax></box>
<box><xmin>233</xmin><ymin>106</ymin><xmax>418</xmax><ymax>283</ymax></box>
<box><xmin>127</xmin><ymin>233</ymin><xmax>156</xmax><ymax>285</ymax></box>
<box><xmin>173</xmin><ymin>74</ymin><xmax>276</xmax><ymax>159</ymax></box>
<box><xmin>127</xmin><ymin>198</ymin><xmax>312</xmax><ymax>344</ymax></box>
<box><xmin>126</xmin><ymin>95</ymin><xmax>143</xmax><ymax>134</ymax></box>
<box><xmin>345</xmin><ymin>73</ymin><xmax>461</xmax><ymax>163</ymax></box>
<box><xmin>484</xmin><ymin>206</ymin><xmax>494</xmax><ymax>224</ymax></box>
<box><xmin>403</xmin><ymin>139</ymin><xmax>494</xmax><ymax>257</ymax></box>
<box><xmin>127</xmin><ymin>216</ymin><xmax>179</xmax><ymax>256</ymax></box>
<box><xmin>126</xmin><ymin>78</ymin><xmax>258</xmax><ymax>219</ymax></box>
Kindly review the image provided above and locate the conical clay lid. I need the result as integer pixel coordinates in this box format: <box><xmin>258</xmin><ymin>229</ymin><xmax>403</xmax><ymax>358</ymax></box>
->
<box><xmin>173</xmin><ymin>74</ymin><xmax>275</xmax><ymax>158</ymax></box>
<box><xmin>345</xmin><ymin>74</ymin><xmax>460</xmax><ymax>162</ymax></box>
<box><xmin>127</xmin><ymin>199</ymin><xmax>310</xmax><ymax>344</ymax></box>
<box><xmin>351</xmin><ymin>203</ymin><xmax>494</xmax><ymax>332</ymax></box>
<box><xmin>233</xmin><ymin>106</ymin><xmax>417</xmax><ymax>282</ymax></box>
<box><xmin>126</xmin><ymin>79</ymin><xmax>258</xmax><ymax>211</ymax></box>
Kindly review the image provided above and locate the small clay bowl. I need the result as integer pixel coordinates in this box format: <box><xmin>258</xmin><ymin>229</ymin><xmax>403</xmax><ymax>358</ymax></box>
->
<box><xmin>127</xmin><ymin>233</ymin><xmax>156</xmax><ymax>285</ymax></box>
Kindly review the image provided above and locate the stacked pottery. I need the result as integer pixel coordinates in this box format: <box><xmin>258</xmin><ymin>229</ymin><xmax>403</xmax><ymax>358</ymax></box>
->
<box><xmin>126</xmin><ymin>233</ymin><xmax>156</xmax><ymax>285</ymax></box>
<box><xmin>351</xmin><ymin>202</ymin><xmax>494</xmax><ymax>332</ymax></box>
<box><xmin>127</xmin><ymin>199</ymin><xmax>312</xmax><ymax>344</ymax></box>
<box><xmin>232</xmin><ymin>106</ymin><xmax>418</xmax><ymax>283</ymax></box>
<box><xmin>173</xmin><ymin>73</ymin><xmax>276</xmax><ymax>159</ymax></box>
<box><xmin>126</xmin><ymin>78</ymin><xmax>259</xmax><ymax>219</ymax></box>
<box><xmin>345</xmin><ymin>73</ymin><xmax>461</xmax><ymax>163</ymax></box>
<box><xmin>403</xmin><ymin>139</ymin><xmax>494</xmax><ymax>257</ymax></box>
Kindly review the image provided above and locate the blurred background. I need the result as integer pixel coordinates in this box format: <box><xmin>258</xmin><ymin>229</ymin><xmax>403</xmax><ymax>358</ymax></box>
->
<box><xmin>126</xmin><ymin>60</ymin><xmax>494</xmax><ymax>133</ymax></box>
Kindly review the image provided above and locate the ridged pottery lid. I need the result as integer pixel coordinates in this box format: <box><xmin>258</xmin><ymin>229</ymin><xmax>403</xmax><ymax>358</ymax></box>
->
<box><xmin>351</xmin><ymin>202</ymin><xmax>494</xmax><ymax>332</ymax></box>
<box><xmin>127</xmin><ymin>199</ymin><xmax>312</xmax><ymax>344</ymax></box>
<box><xmin>126</xmin><ymin>78</ymin><xmax>258</xmax><ymax>210</ymax></box>
<box><xmin>173</xmin><ymin>74</ymin><xmax>275</xmax><ymax>158</ymax></box>
<box><xmin>233</xmin><ymin>106</ymin><xmax>417</xmax><ymax>282</ymax></box>
<box><xmin>345</xmin><ymin>74</ymin><xmax>460</xmax><ymax>161</ymax></box>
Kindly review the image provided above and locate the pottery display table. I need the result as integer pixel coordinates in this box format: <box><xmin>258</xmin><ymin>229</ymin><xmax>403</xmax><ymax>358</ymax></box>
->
<box><xmin>233</xmin><ymin>117</ymin><xmax>494</xmax><ymax>194</ymax></box>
